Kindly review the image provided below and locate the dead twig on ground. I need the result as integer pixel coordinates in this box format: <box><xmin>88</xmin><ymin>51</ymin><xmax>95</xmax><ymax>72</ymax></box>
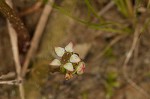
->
<box><xmin>22</xmin><ymin>0</ymin><xmax>55</xmax><ymax>77</ymax></box>
<box><xmin>123</xmin><ymin>25</ymin><xmax>150</xmax><ymax>98</ymax></box>
<box><xmin>0</xmin><ymin>72</ymin><xmax>16</xmax><ymax>80</ymax></box>
<box><xmin>6</xmin><ymin>0</ymin><xmax>25</xmax><ymax>99</ymax></box>
<box><xmin>0</xmin><ymin>80</ymin><xmax>20</xmax><ymax>85</ymax></box>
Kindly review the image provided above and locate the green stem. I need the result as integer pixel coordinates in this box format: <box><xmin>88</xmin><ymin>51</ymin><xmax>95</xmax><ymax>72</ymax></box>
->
<box><xmin>0</xmin><ymin>0</ymin><xmax>30</xmax><ymax>52</ymax></box>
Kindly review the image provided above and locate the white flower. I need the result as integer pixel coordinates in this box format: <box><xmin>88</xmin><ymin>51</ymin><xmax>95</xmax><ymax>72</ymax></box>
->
<box><xmin>70</xmin><ymin>54</ymin><xmax>81</xmax><ymax>63</ymax></box>
<box><xmin>76</xmin><ymin>62</ymin><xmax>85</xmax><ymax>75</ymax></box>
<box><xmin>65</xmin><ymin>42</ymin><xmax>73</xmax><ymax>52</ymax></box>
<box><xmin>49</xmin><ymin>59</ymin><xmax>61</xmax><ymax>66</ymax></box>
<box><xmin>50</xmin><ymin>59</ymin><xmax>74</xmax><ymax>72</ymax></box>
<box><xmin>63</xmin><ymin>63</ymin><xmax>74</xmax><ymax>71</ymax></box>
<box><xmin>54</xmin><ymin>42</ymin><xmax>74</xmax><ymax>57</ymax></box>
<box><xmin>49</xmin><ymin>42</ymin><xmax>85</xmax><ymax>80</ymax></box>
<box><xmin>55</xmin><ymin>47</ymin><xmax>65</xmax><ymax>57</ymax></box>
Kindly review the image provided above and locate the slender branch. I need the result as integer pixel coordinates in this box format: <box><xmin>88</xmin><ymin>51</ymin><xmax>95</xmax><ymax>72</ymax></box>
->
<box><xmin>98</xmin><ymin>1</ymin><xmax>114</xmax><ymax>16</ymax></box>
<box><xmin>0</xmin><ymin>72</ymin><xmax>15</xmax><ymax>80</ymax></box>
<box><xmin>6</xmin><ymin>0</ymin><xmax>25</xmax><ymax>99</ymax></box>
<box><xmin>0</xmin><ymin>80</ymin><xmax>19</xmax><ymax>85</ymax></box>
<box><xmin>0</xmin><ymin>0</ymin><xmax>30</xmax><ymax>52</ymax></box>
<box><xmin>93</xmin><ymin>1</ymin><xmax>114</xmax><ymax>22</ymax></box>
<box><xmin>22</xmin><ymin>0</ymin><xmax>54</xmax><ymax>77</ymax></box>
<box><xmin>19</xmin><ymin>1</ymin><xmax>43</xmax><ymax>16</ymax></box>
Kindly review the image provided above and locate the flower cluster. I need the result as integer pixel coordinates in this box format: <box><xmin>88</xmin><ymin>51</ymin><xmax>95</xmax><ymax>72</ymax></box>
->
<box><xmin>49</xmin><ymin>42</ymin><xmax>85</xmax><ymax>80</ymax></box>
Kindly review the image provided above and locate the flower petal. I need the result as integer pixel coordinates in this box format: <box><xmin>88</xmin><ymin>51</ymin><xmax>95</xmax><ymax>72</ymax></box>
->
<box><xmin>65</xmin><ymin>42</ymin><xmax>74</xmax><ymax>52</ymax></box>
<box><xmin>49</xmin><ymin>59</ymin><xmax>61</xmax><ymax>66</ymax></box>
<box><xmin>76</xmin><ymin>62</ymin><xmax>85</xmax><ymax>75</ymax></box>
<box><xmin>63</xmin><ymin>63</ymin><xmax>74</xmax><ymax>71</ymax></box>
<box><xmin>55</xmin><ymin>47</ymin><xmax>65</xmax><ymax>57</ymax></box>
<box><xmin>70</xmin><ymin>54</ymin><xmax>81</xmax><ymax>63</ymax></box>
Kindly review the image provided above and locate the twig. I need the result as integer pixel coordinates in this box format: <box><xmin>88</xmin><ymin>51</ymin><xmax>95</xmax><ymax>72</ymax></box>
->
<box><xmin>22</xmin><ymin>0</ymin><xmax>54</xmax><ymax>77</ymax></box>
<box><xmin>19</xmin><ymin>1</ymin><xmax>43</xmax><ymax>16</ymax></box>
<box><xmin>0</xmin><ymin>72</ymin><xmax>16</xmax><ymax>80</ymax></box>
<box><xmin>98</xmin><ymin>1</ymin><xmax>114</xmax><ymax>16</ymax></box>
<box><xmin>123</xmin><ymin>25</ymin><xmax>150</xmax><ymax>98</ymax></box>
<box><xmin>93</xmin><ymin>1</ymin><xmax>114</xmax><ymax>22</ymax></box>
<box><xmin>6</xmin><ymin>0</ymin><xmax>25</xmax><ymax>99</ymax></box>
<box><xmin>0</xmin><ymin>80</ymin><xmax>20</xmax><ymax>85</ymax></box>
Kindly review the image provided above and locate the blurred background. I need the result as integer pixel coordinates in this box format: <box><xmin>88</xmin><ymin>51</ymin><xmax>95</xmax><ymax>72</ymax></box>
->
<box><xmin>0</xmin><ymin>0</ymin><xmax>150</xmax><ymax>99</ymax></box>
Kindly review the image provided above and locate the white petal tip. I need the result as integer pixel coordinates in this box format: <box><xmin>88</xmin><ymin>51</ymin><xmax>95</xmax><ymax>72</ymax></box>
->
<box><xmin>49</xmin><ymin>59</ymin><xmax>61</xmax><ymax>66</ymax></box>
<box><xmin>65</xmin><ymin>42</ymin><xmax>74</xmax><ymax>52</ymax></box>
<box><xmin>70</xmin><ymin>54</ymin><xmax>81</xmax><ymax>63</ymax></box>
<box><xmin>55</xmin><ymin>47</ymin><xmax>65</xmax><ymax>57</ymax></box>
<box><xmin>64</xmin><ymin>63</ymin><xmax>74</xmax><ymax>71</ymax></box>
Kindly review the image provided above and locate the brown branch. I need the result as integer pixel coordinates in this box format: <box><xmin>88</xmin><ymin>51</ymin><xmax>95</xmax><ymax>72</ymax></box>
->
<box><xmin>0</xmin><ymin>0</ymin><xmax>30</xmax><ymax>52</ymax></box>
